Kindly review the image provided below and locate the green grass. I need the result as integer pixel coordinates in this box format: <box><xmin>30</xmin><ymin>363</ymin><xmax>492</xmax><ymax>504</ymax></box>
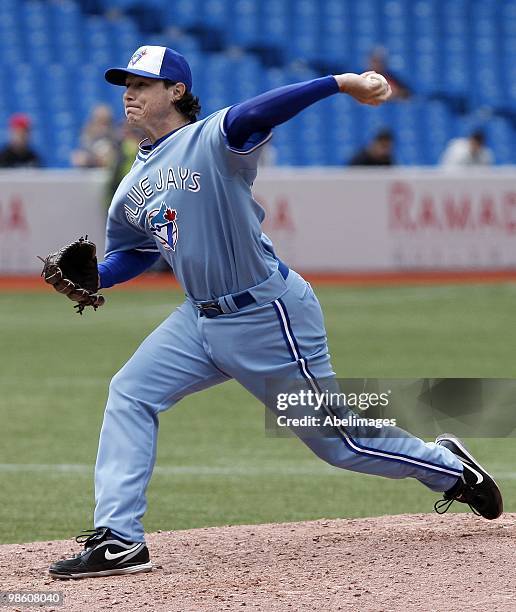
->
<box><xmin>0</xmin><ymin>283</ymin><xmax>515</xmax><ymax>543</ymax></box>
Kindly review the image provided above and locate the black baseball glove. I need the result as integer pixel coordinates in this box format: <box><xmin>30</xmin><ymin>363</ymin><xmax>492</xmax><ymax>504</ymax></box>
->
<box><xmin>39</xmin><ymin>236</ymin><xmax>105</xmax><ymax>315</ymax></box>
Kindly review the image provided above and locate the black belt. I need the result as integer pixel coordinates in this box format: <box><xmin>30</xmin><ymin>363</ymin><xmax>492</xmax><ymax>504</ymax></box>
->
<box><xmin>196</xmin><ymin>260</ymin><xmax>289</xmax><ymax>318</ymax></box>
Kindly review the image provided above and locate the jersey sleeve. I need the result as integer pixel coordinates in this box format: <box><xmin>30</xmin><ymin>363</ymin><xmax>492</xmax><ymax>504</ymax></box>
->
<box><xmin>98</xmin><ymin>249</ymin><xmax>160</xmax><ymax>288</ymax></box>
<box><xmin>196</xmin><ymin>108</ymin><xmax>272</xmax><ymax>176</ymax></box>
<box><xmin>104</xmin><ymin>200</ymin><xmax>159</xmax><ymax>257</ymax></box>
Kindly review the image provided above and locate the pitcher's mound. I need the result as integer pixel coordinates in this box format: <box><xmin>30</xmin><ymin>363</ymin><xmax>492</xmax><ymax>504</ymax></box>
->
<box><xmin>1</xmin><ymin>513</ymin><xmax>514</xmax><ymax>611</ymax></box>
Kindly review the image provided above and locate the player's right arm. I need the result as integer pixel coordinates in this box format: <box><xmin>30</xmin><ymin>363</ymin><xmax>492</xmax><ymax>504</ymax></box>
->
<box><xmin>223</xmin><ymin>71</ymin><xmax>391</xmax><ymax>151</ymax></box>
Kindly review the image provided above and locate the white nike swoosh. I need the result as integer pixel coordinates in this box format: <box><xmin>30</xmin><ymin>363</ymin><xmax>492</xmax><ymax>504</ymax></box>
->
<box><xmin>105</xmin><ymin>544</ymin><xmax>141</xmax><ymax>561</ymax></box>
<box><xmin>461</xmin><ymin>458</ymin><xmax>484</xmax><ymax>484</ymax></box>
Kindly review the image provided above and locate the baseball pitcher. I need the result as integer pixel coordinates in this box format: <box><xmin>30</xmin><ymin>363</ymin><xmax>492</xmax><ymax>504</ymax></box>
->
<box><xmin>43</xmin><ymin>46</ymin><xmax>502</xmax><ymax>579</ymax></box>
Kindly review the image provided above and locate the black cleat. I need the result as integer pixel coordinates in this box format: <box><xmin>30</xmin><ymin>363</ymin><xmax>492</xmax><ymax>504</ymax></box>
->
<box><xmin>434</xmin><ymin>433</ymin><xmax>503</xmax><ymax>520</ymax></box>
<box><xmin>49</xmin><ymin>527</ymin><xmax>152</xmax><ymax>579</ymax></box>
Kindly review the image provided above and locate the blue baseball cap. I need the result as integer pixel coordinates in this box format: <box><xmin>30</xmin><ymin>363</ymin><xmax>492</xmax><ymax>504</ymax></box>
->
<box><xmin>105</xmin><ymin>45</ymin><xmax>192</xmax><ymax>90</ymax></box>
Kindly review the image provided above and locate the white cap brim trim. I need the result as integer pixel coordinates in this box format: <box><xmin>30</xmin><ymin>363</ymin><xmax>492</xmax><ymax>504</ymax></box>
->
<box><xmin>105</xmin><ymin>67</ymin><xmax>166</xmax><ymax>86</ymax></box>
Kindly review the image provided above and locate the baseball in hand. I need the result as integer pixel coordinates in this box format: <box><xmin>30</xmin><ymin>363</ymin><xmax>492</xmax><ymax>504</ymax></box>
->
<box><xmin>366</xmin><ymin>73</ymin><xmax>389</xmax><ymax>89</ymax></box>
<box><xmin>364</xmin><ymin>72</ymin><xmax>391</xmax><ymax>103</ymax></box>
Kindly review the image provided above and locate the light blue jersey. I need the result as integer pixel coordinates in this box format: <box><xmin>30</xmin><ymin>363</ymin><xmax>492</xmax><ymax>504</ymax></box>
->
<box><xmin>106</xmin><ymin>108</ymin><xmax>277</xmax><ymax>301</ymax></box>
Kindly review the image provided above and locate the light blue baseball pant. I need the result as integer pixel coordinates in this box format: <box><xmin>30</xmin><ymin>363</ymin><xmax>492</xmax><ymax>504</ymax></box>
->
<box><xmin>94</xmin><ymin>270</ymin><xmax>463</xmax><ymax>542</ymax></box>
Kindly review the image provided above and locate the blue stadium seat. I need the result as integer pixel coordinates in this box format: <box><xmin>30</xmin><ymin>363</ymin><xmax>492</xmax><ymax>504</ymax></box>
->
<box><xmin>164</xmin><ymin>0</ymin><xmax>200</xmax><ymax>29</ymax></box>
<box><xmin>228</xmin><ymin>0</ymin><xmax>260</xmax><ymax>48</ymax></box>
<box><xmin>485</xmin><ymin>117</ymin><xmax>515</xmax><ymax>164</ymax></box>
<box><xmin>203</xmin><ymin>0</ymin><xmax>230</xmax><ymax>30</ymax></box>
<box><xmin>257</xmin><ymin>0</ymin><xmax>289</xmax><ymax>48</ymax></box>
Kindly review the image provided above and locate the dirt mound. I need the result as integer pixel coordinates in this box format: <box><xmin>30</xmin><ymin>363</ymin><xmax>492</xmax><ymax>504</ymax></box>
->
<box><xmin>1</xmin><ymin>513</ymin><xmax>514</xmax><ymax>612</ymax></box>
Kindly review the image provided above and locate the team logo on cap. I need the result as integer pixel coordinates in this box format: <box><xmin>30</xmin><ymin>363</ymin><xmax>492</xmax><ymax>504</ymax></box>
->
<box><xmin>129</xmin><ymin>48</ymin><xmax>148</xmax><ymax>66</ymax></box>
<box><xmin>148</xmin><ymin>202</ymin><xmax>179</xmax><ymax>251</ymax></box>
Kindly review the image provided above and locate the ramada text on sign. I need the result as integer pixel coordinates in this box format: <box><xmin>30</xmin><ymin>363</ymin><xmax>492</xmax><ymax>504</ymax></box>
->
<box><xmin>389</xmin><ymin>181</ymin><xmax>516</xmax><ymax>233</ymax></box>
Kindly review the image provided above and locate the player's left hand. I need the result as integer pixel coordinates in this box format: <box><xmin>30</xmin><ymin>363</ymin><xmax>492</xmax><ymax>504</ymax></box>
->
<box><xmin>39</xmin><ymin>236</ymin><xmax>105</xmax><ymax>315</ymax></box>
<box><xmin>334</xmin><ymin>71</ymin><xmax>392</xmax><ymax>106</ymax></box>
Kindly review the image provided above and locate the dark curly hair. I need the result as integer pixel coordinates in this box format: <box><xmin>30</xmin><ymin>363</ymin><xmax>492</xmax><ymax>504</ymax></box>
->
<box><xmin>163</xmin><ymin>80</ymin><xmax>201</xmax><ymax>122</ymax></box>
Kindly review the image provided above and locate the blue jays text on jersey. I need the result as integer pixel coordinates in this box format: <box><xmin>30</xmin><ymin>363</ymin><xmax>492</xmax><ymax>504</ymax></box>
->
<box><xmin>123</xmin><ymin>165</ymin><xmax>201</xmax><ymax>226</ymax></box>
<box><xmin>123</xmin><ymin>167</ymin><xmax>201</xmax><ymax>253</ymax></box>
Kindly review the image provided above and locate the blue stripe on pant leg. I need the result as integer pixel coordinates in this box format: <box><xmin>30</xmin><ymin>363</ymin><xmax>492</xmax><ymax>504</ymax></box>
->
<box><xmin>272</xmin><ymin>300</ymin><xmax>297</xmax><ymax>362</ymax></box>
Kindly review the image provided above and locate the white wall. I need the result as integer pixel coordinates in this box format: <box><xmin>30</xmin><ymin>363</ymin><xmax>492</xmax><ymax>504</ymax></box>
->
<box><xmin>255</xmin><ymin>167</ymin><xmax>516</xmax><ymax>271</ymax></box>
<box><xmin>1</xmin><ymin>167</ymin><xmax>515</xmax><ymax>274</ymax></box>
<box><xmin>0</xmin><ymin>170</ymin><xmax>107</xmax><ymax>274</ymax></box>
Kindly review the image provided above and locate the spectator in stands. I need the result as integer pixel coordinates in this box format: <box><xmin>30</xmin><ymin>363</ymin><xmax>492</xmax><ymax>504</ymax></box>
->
<box><xmin>440</xmin><ymin>130</ymin><xmax>494</xmax><ymax>167</ymax></box>
<box><xmin>367</xmin><ymin>47</ymin><xmax>411</xmax><ymax>100</ymax></box>
<box><xmin>71</xmin><ymin>104</ymin><xmax>118</xmax><ymax>168</ymax></box>
<box><xmin>106</xmin><ymin>123</ymin><xmax>144</xmax><ymax>200</ymax></box>
<box><xmin>0</xmin><ymin>113</ymin><xmax>41</xmax><ymax>168</ymax></box>
<box><xmin>349</xmin><ymin>129</ymin><xmax>395</xmax><ymax>166</ymax></box>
